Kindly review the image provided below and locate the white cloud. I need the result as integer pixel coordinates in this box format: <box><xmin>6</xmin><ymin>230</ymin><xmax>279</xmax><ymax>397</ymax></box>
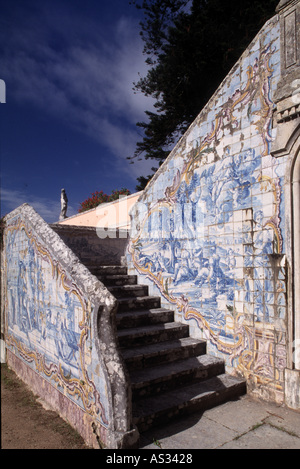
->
<box><xmin>1</xmin><ymin>8</ymin><xmax>154</xmax><ymax>165</ymax></box>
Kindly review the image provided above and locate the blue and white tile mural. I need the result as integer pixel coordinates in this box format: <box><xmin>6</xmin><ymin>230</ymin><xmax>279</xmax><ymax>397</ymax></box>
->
<box><xmin>3</xmin><ymin>212</ymin><xmax>110</xmax><ymax>440</ymax></box>
<box><xmin>128</xmin><ymin>18</ymin><xmax>288</xmax><ymax>399</ymax></box>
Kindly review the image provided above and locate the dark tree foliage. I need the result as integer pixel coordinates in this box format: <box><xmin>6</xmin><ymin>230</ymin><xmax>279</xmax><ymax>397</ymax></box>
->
<box><xmin>131</xmin><ymin>0</ymin><xmax>278</xmax><ymax>189</ymax></box>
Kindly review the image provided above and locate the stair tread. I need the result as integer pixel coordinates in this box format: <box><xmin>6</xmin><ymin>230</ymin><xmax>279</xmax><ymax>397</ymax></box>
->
<box><xmin>132</xmin><ymin>373</ymin><xmax>246</xmax><ymax>418</ymax></box>
<box><xmin>88</xmin><ymin>265</ymin><xmax>127</xmax><ymax>273</ymax></box>
<box><xmin>130</xmin><ymin>354</ymin><xmax>224</xmax><ymax>386</ymax></box>
<box><xmin>117</xmin><ymin>322</ymin><xmax>188</xmax><ymax>338</ymax></box>
<box><xmin>88</xmin><ymin>266</ymin><xmax>127</xmax><ymax>270</ymax></box>
<box><xmin>116</xmin><ymin>308</ymin><xmax>175</xmax><ymax>331</ymax></box>
<box><xmin>109</xmin><ymin>284</ymin><xmax>147</xmax><ymax>290</ymax></box>
<box><xmin>99</xmin><ymin>274</ymin><xmax>137</xmax><ymax>280</ymax></box>
<box><xmin>122</xmin><ymin>337</ymin><xmax>205</xmax><ymax>360</ymax></box>
<box><xmin>117</xmin><ymin>295</ymin><xmax>161</xmax><ymax>302</ymax></box>
<box><xmin>117</xmin><ymin>295</ymin><xmax>161</xmax><ymax>312</ymax></box>
<box><xmin>108</xmin><ymin>285</ymin><xmax>148</xmax><ymax>297</ymax></box>
<box><xmin>117</xmin><ymin>307</ymin><xmax>173</xmax><ymax>317</ymax></box>
<box><xmin>84</xmin><ymin>264</ymin><xmax>247</xmax><ymax>433</ymax></box>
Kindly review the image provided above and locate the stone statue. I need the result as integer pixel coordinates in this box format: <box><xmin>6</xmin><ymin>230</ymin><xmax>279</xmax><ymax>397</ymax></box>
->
<box><xmin>59</xmin><ymin>189</ymin><xmax>68</xmax><ymax>220</ymax></box>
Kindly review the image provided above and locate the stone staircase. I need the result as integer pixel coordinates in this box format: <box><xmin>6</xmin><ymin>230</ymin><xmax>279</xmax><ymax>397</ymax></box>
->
<box><xmin>86</xmin><ymin>263</ymin><xmax>246</xmax><ymax>434</ymax></box>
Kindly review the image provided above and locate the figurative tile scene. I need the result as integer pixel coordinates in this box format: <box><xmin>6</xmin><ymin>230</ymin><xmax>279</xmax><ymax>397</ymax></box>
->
<box><xmin>2</xmin><ymin>6</ymin><xmax>299</xmax><ymax>448</ymax></box>
<box><xmin>3</xmin><ymin>212</ymin><xmax>110</xmax><ymax>437</ymax></box>
<box><xmin>127</xmin><ymin>17</ymin><xmax>288</xmax><ymax>400</ymax></box>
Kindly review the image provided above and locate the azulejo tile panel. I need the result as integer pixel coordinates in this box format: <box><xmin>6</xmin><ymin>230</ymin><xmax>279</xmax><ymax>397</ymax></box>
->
<box><xmin>3</xmin><ymin>213</ymin><xmax>110</xmax><ymax>430</ymax></box>
<box><xmin>128</xmin><ymin>19</ymin><xmax>287</xmax><ymax>399</ymax></box>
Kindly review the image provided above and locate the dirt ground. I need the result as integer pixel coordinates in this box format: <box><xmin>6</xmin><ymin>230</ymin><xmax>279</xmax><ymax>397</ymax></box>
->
<box><xmin>1</xmin><ymin>363</ymin><xmax>91</xmax><ymax>449</ymax></box>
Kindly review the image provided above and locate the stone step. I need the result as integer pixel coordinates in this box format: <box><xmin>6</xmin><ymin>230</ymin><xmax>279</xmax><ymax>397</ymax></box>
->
<box><xmin>132</xmin><ymin>374</ymin><xmax>247</xmax><ymax>433</ymax></box>
<box><xmin>87</xmin><ymin>265</ymin><xmax>128</xmax><ymax>276</ymax></box>
<box><xmin>82</xmin><ymin>263</ymin><xmax>247</xmax><ymax>437</ymax></box>
<box><xmin>97</xmin><ymin>274</ymin><xmax>138</xmax><ymax>286</ymax></box>
<box><xmin>117</xmin><ymin>322</ymin><xmax>189</xmax><ymax>348</ymax></box>
<box><xmin>81</xmin><ymin>258</ymin><xmax>124</xmax><ymax>267</ymax></box>
<box><xmin>116</xmin><ymin>308</ymin><xmax>174</xmax><ymax>330</ymax></box>
<box><xmin>122</xmin><ymin>337</ymin><xmax>206</xmax><ymax>371</ymax></box>
<box><xmin>117</xmin><ymin>296</ymin><xmax>161</xmax><ymax>312</ymax></box>
<box><xmin>130</xmin><ymin>355</ymin><xmax>225</xmax><ymax>399</ymax></box>
<box><xmin>108</xmin><ymin>284</ymin><xmax>149</xmax><ymax>298</ymax></box>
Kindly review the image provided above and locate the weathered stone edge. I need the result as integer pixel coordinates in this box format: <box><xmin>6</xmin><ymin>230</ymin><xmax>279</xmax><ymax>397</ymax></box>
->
<box><xmin>3</xmin><ymin>203</ymin><xmax>138</xmax><ymax>449</ymax></box>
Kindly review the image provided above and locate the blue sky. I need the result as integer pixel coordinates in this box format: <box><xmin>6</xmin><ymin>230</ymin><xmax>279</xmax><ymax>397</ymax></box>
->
<box><xmin>0</xmin><ymin>0</ymin><xmax>156</xmax><ymax>222</ymax></box>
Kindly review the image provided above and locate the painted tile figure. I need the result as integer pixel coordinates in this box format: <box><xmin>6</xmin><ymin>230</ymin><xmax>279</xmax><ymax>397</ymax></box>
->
<box><xmin>3</xmin><ymin>216</ymin><xmax>109</xmax><ymax>429</ymax></box>
<box><xmin>128</xmin><ymin>19</ymin><xmax>287</xmax><ymax>398</ymax></box>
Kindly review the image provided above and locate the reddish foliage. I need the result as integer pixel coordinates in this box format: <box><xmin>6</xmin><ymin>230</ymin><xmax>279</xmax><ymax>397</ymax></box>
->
<box><xmin>78</xmin><ymin>188</ymin><xmax>131</xmax><ymax>213</ymax></box>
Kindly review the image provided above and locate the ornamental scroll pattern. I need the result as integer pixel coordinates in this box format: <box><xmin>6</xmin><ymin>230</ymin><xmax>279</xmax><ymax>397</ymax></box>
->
<box><xmin>128</xmin><ymin>25</ymin><xmax>288</xmax><ymax>397</ymax></box>
<box><xmin>3</xmin><ymin>215</ymin><xmax>109</xmax><ymax>428</ymax></box>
